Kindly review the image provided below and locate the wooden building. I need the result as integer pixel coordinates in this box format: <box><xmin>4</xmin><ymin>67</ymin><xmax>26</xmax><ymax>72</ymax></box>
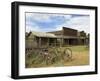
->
<box><xmin>48</xmin><ymin>27</ymin><xmax>87</xmax><ymax>46</ymax></box>
<box><xmin>26</xmin><ymin>27</ymin><xmax>88</xmax><ymax>48</ymax></box>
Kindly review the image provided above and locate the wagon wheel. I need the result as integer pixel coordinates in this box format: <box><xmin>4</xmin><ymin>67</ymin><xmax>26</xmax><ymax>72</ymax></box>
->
<box><xmin>55</xmin><ymin>48</ymin><xmax>63</xmax><ymax>60</ymax></box>
<box><xmin>45</xmin><ymin>54</ymin><xmax>52</xmax><ymax>65</ymax></box>
<box><xmin>62</xmin><ymin>48</ymin><xmax>72</xmax><ymax>61</ymax></box>
<box><xmin>45</xmin><ymin>48</ymin><xmax>56</xmax><ymax>65</ymax></box>
<box><xmin>33</xmin><ymin>49</ymin><xmax>47</xmax><ymax>64</ymax></box>
<box><xmin>32</xmin><ymin>51</ymin><xmax>44</xmax><ymax>64</ymax></box>
<box><xmin>50</xmin><ymin>49</ymin><xmax>58</xmax><ymax>64</ymax></box>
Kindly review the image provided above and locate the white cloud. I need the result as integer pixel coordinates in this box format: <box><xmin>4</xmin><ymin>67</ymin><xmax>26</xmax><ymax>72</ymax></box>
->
<box><xmin>64</xmin><ymin>15</ymin><xmax>72</xmax><ymax>20</ymax></box>
<box><xmin>26</xmin><ymin>13</ymin><xmax>90</xmax><ymax>33</ymax></box>
<box><xmin>26</xmin><ymin>13</ymin><xmax>72</xmax><ymax>23</ymax></box>
<box><xmin>26</xmin><ymin>25</ymin><xmax>40</xmax><ymax>32</ymax></box>
<box><xmin>26</xmin><ymin>13</ymin><xmax>52</xmax><ymax>23</ymax></box>
<box><xmin>70</xmin><ymin>16</ymin><xmax>89</xmax><ymax>26</ymax></box>
<box><xmin>63</xmin><ymin>16</ymin><xmax>90</xmax><ymax>33</ymax></box>
<box><xmin>55</xmin><ymin>24</ymin><xmax>65</xmax><ymax>30</ymax></box>
<box><xmin>52</xmin><ymin>15</ymin><xmax>72</xmax><ymax>31</ymax></box>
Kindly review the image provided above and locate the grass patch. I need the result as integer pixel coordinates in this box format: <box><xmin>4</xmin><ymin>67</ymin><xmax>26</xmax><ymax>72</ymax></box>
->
<box><xmin>25</xmin><ymin>45</ymin><xmax>89</xmax><ymax>68</ymax></box>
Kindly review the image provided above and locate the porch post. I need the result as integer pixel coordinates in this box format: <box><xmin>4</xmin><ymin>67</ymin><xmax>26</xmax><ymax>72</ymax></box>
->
<box><xmin>84</xmin><ymin>38</ymin><xmax>86</xmax><ymax>45</ymax></box>
<box><xmin>39</xmin><ymin>37</ymin><xmax>41</xmax><ymax>47</ymax></box>
<box><xmin>62</xmin><ymin>38</ymin><xmax>63</xmax><ymax>46</ymax></box>
<box><xmin>48</xmin><ymin>38</ymin><xmax>50</xmax><ymax>47</ymax></box>
<box><xmin>55</xmin><ymin>38</ymin><xmax>57</xmax><ymax>46</ymax></box>
<box><xmin>60</xmin><ymin>38</ymin><xmax>62</xmax><ymax>47</ymax></box>
<box><xmin>68</xmin><ymin>39</ymin><xmax>69</xmax><ymax>45</ymax></box>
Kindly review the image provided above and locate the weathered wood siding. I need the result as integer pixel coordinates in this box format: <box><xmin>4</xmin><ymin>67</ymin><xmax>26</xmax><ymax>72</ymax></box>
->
<box><xmin>63</xmin><ymin>27</ymin><xmax>77</xmax><ymax>36</ymax></box>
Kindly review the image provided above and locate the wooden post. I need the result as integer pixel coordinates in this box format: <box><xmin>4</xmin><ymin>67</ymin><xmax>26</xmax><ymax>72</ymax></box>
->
<box><xmin>60</xmin><ymin>38</ymin><xmax>62</xmax><ymax>47</ymax></box>
<box><xmin>55</xmin><ymin>38</ymin><xmax>56</xmax><ymax>47</ymax></box>
<box><xmin>48</xmin><ymin>38</ymin><xmax>50</xmax><ymax>47</ymax></box>
<box><xmin>39</xmin><ymin>37</ymin><xmax>41</xmax><ymax>47</ymax></box>
<box><xmin>68</xmin><ymin>39</ymin><xmax>69</xmax><ymax>45</ymax></box>
<box><xmin>84</xmin><ymin>38</ymin><xmax>86</xmax><ymax>45</ymax></box>
<box><xmin>62</xmin><ymin>38</ymin><xmax>63</xmax><ymax>46</ymax></box>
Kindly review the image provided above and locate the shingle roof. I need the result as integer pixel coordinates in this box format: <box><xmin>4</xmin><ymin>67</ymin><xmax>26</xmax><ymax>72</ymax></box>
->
<box><xmin>31</xmin><ymin>31</ymin><xmax>57</xmax><ymax>38</ymax></box>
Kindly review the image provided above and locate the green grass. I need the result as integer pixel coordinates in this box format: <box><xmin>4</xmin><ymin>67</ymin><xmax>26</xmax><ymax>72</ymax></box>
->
<box><xmin>25</xmin><ymin>45</ymin><xmax>89</xmax><ymax>68</ymax></box>
<box><xmin>68</xmin><ymin>46</ymin><xmax>89</xmax><ymax>52</ymax></box>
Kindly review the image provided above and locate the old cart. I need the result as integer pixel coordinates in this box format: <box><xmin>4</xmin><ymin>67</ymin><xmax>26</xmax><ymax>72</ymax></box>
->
<box><xmin>26</xmin><ymin>43</ymin><xmax>72</xmax><ymax>65</ymax></box>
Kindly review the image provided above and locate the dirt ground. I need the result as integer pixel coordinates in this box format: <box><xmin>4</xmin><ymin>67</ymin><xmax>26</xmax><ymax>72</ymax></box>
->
<box><xmin>26</xmin><ymin>46</ymin><xmax>89</xmax><ymax>68</ymax></box>
<box><xmin>63</xmin><ymin>51</ymin><xmax>89</xmax><ymax>66</ymax></box>
<box><xmin>52</xmin><ymin>46</ymin><xmax>89</xmax><ymax>67</ymax></box>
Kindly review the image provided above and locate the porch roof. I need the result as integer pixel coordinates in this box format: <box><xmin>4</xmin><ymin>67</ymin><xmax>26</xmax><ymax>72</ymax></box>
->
<box><xmin>31</xmin><ymin>31</ymin><xmax>86</xmax><ymax>39</ymax></box>
<box><xmin>31</xmin><ymin>31</ymin><xmax>57</xmax><ymax>38</ymax></box>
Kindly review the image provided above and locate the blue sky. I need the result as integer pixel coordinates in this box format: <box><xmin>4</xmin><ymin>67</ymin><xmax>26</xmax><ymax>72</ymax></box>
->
<box><xmin>26</xmin><ymin>12</ymin><xmax>90</xmax><ymax>33</ymax></box>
